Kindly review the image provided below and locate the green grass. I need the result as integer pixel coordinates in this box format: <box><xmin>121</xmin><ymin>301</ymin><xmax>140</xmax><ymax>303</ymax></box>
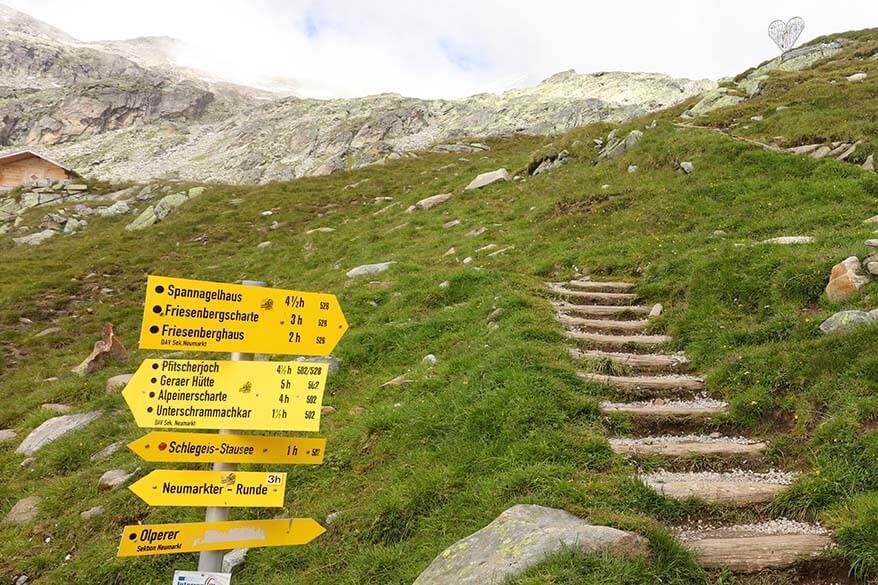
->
<box><xmin>2</xmin><ymin>29</ymin><xmax>878</xmax><ymax>585</ymax></box>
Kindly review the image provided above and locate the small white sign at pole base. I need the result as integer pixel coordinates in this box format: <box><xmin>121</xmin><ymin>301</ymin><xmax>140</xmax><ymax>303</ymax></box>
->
<box><xmin>172</xmin><ymin>570</ymin><xmax>232</xmax><ymax>585</ymax></box>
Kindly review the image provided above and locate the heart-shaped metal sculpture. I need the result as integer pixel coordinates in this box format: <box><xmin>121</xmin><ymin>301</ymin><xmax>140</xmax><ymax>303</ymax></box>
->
<box><xmin>768</xmin><ymin>17</ymin><xmax>805</xmax><ymax>52</ymax></box>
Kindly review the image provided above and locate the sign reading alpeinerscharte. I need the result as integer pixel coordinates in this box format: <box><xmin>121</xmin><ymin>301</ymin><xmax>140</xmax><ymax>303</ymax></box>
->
<box><xmin>138</xmin><ymin>275</ymin><xmax>348</xmax><ymax>355</ymax></box>
<box><xmin>123</xmin><ymin>359</ymin><xmax>328</xmax><ymax>431</ymax></box>
<box><xmin>129</xmin><ymin>431</ymin><xmax>326</xmax><ymax>464</ymax></box>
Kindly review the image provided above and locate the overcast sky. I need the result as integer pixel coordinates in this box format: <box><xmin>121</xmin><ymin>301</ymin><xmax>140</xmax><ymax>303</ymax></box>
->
<box><xmin>6</xmin><ymin>0</ymin><xmax>877</xmax><ymax>98</ymax></box>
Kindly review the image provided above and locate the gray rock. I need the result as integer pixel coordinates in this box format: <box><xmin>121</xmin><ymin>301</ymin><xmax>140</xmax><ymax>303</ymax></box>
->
<box><xmin>346</xmin><ymin>261</ymin><xmax>395</xmax><ymax>278</ymax></box>
<box><xmin>687</xmin><ymin>88</ymin><xmax>745</xmax><ymax>116</ymax></box>
<box><xmin>599</xmin><ymin>130</ymin><xmax>644</xmax><ymax>160</ymax></box>
<box><xmin>865</xmin><ymin>154</ymin><xmax>875</xmax><ymax>172</ymax></box>
<box><xmin>847</xmin><ymin>72</ymin><xmax>867</xmax><ymax>82</ymax></box>
<box><xmin>95</xmin><ymin>200</ymin><xmax>130</xmax><ymax>217</ymax></box>
<box><xmin>222</xmin><ymin>548</ymin><xmax>249</xmax><ymax>573</ymax></box>
<box><xmin>819</xmin><ymin>309</ymin><xmax>878</xmax><ymax>333</ymax></box>
<box><xmin>16</xmin><ymin>411</ymin><xmax>103</xmax><ymax>456</ymax></box>
<box><xmin>412</xmin><ymin>504</ymin><xmax>648</xmax><ymax>585</ymax></box>
<box><xmin>0</xmin><ymin>429</ymin><xmax>17</xmax><ymax>443</ymax></box>
<box><xmin>5</xmin><ymin>496</ymin><xmax>41</xmax><ymax>525</ymax></box>
<box><xmin>422</xmin><ymin>354</ymin><xmax>437</xmax><ymax>365</ymax></box>
<box><xmin>680</xmin><ymin>161</ymin><xmax>694</xmax><ymax>174</ymax></box>
<box><xmin>98</xmin><ymin>468</ymin><xmax>139</xmax><ymax>490</ymax></box>
<box><xmin>788</xmin><ymin>144</ymin><xmax>822</xmax><ymax>155</ymax></box>
<box><xmin>867</xmin><ymin>240</ymin><xmax>878</xmax><ymax>248</ymax></box>
<box><xmin>439</xmin><ymin>281</ymin><xmax>450</xmax><ymax>289</ymax></box>
<box><xmin>293</xmin><ymin>356</ymin><xmax>340</xmax><ymax>375</ymax></box>
<box><xmin>35</xmin><ymin>326</ymin><xmax>62</xmax><ymax>338</ymax></box>
<box><xmin>627</xmin><ymin>164</ymin><xmax>638</xmax><ymax>173</ymax></box>
<box><xmin>408</xmin><ymin>193</ymin><xmax>452</xmax><ymax>212</ymax></box>
<box><xmin>80</xmin><ymin>505</ymin><xmax>105</xmax><ymax>520</ymax></box>
<box><xmin>13</xmin><ymin>229</ymin><xmax>57</xmax><ymax>246</ymax></box>
<box><xmin>14</xmin><ymin>575</ymin><xmax>29</xmax><ymax>585</ymax></box>
<box><xmin>63</xmin><ymin>217</ymin><xmax>85</xmax><ymax>233</ymax></box>
<box><xmin>325</xmin><ymin>511</ymin><xmax>340</xmax><ymax>525</ymax></box>
<box><xmin>749</xmin><ymin>40</ymin><xmax>847</xmax><ymax>79</ymax></box>
<box><xmin>257</xmin><ymin>241</ymin><xmax>272</xmax><ymax>249</ymax></box>
<box><xmin>125</xmin><ymin>205</ymin><xmax>157</xmax><ymax>231</ymax></box>
<box><xmin>90</xmin><ymin>440</ymin><xmax>125</xmax><ymax>462</ymax></box>
<box><xmin>40</xmin><ymin>403</ymin><xmax>73</xmax><ymax>414</ymax></box>
<box><xmin>188</xmin><ymin>186</ymin><xmax>206</xmax><ymax>198</ymax></box>
<box><xmin>826</xmin><ymin>256</ymin><xmax>869</xmax><ymax>302</ymax></box>
<box><xmin>306</xmin><ymin>227</ymin><xmax>335</xmax><ymax>234</ymax></box>
<box><xmin>105</xmin><ymin>373</ymin><xmax>133</xmax><ymax>392</ymax></box>
<box><xmin>465</xmin><ymin>169</ymin><xmax>510</xmax><ymax>190</ymax></box>
<box><xmin>761</xmin><ymin>236</ymin><xmax>815</xmax><ymax>245</ymax></box>
<box><xmin>811</xmin><ymin>145</ymin><xmax>833</xmax><ymax>159</ymax></box>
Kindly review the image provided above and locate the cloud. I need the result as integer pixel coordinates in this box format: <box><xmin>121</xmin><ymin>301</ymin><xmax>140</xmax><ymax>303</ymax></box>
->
<box><xmin>4</xmin><ymin>0</ymin><xmax>876</xmax><ymax>99</ymax></box>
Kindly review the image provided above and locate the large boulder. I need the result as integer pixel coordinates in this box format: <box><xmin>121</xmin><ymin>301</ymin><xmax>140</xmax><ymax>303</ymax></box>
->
<box><xmin>825</xmin><ymin>256</ymin><xmax>869</xmax><ymax>302</ymax></box>
<box><xmin>465</xmin><ymin>169</ymin><xmax>510</xmax><ymax>190</ymax></box>
<box><xmin>687</xmin><ymin>88</ymin><xmax>745</xmax><ymax>116</ymax></box>
<box><xmin>819</xmin><ymin>309</ymin><xmax>878</xmax><ymax>333</ymax></box>
<box><xmin>13</xmin><ymin>229</ymin><xmax>57</xmax><ymax>246</ymax></box>
<box><xmin>599</xmin><ymin>130</ymin><xmax>643</xmax><ymax>161</ymax></box>
<box><xmin>15</xmin><ymin>411</ymin><xmax>102</xmax><ymax>456</ymax></box>
<box><xmin>413</xmin><ymin>505</ymin><xmax>648</xmax><ymax>585</ymax></box>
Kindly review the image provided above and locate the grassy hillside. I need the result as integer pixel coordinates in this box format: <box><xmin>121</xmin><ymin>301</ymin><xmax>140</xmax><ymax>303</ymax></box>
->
<box><xmin>2</xmin><ymin>30</ymin><xmax>878</xmax><ymax>585</ymax></box>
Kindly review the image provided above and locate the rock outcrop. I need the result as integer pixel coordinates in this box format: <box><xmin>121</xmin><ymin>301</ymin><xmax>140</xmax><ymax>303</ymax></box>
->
<box><xmin>413</xmin><ymin>504</ymin><xmax>648</xmax><ymax>584</ymax></box>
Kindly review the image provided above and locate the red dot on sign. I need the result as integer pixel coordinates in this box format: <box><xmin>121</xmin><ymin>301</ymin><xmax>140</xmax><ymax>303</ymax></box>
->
<box><xmin>158</xmin><ymin>442</ymin><xmax>167</xmax><ymax>451</ymax></box>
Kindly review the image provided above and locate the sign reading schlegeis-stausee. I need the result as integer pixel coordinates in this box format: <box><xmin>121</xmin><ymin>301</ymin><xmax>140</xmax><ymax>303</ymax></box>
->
<box><xmin>139</xmin><ymin>275</ymin><xmax>348</xmax><ymax>356</ymax></box>
<box><xmin>128</xmin><ymin>431</ymin><xmax>326</xmax><ymax>464</ymax></box>
<box><xmin>118</xmin><ymin>518</ymin><xmax>326</xmax><ymax>557</ymax></box>
<box><xmin>123</xmin><ymin>359</ymin><xmax>328</xmax><ymax>431</ymax></box>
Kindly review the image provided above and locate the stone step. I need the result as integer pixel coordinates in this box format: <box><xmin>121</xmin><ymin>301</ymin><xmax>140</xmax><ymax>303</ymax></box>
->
<box><xmin>609</xmin><ymin>435</ymin><xmax>767</xmax><ymax>458</ymax></box>
<box><xmin>569</xmin><ymin>349</ymin><xmax>690</xmax><ymax>372</ymax></box>
<box><xmin>547</xmin><ymin>284</ymin><xmax>639</xmax><ymax>305</ymax></box>
<box><xmin>553</xmin><ymin>301</ymin><xmax>653</xmax><ymax>318</ymax></box>
<box><xmin>565</xmin><ymin>279</ymin><xmax>637</xmax><ymax>292</ymax></box>
<box><xmin>640</xmin><ymin>470</ymin><xmax>794</xmax><ymax>506</ymax></box>
<box><xmin>580</xmin><ymin>372</ymin><xmax>704</xmax><ymax>391</ymax></box>
<box><xmin>680</xmin><ymin>521</ymin><xmax>833</xmax><ymax>573</ymax></box>
<box><xmin>567</xmin><ymin>331</ymin><xmax>673</xmax><ymax>349</ymax></box>
<box><xmin>557</xmin><ymin>314</ymin><xmax>650</xmax><ymax>332</ymax></box>
<box><xmin>600</xmin><ymin>398</ymin><xmax>727</xmax><ymax>417</ymax></box>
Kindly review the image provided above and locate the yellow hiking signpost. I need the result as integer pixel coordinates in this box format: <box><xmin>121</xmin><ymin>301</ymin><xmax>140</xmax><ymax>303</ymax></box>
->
<box><xmin>129</xmin><ymin>470</ymin><xmax>287</xmax><ymax>507</ymax></box>
<box><xmin>122</xmin><ymin>358</ymin><xmax>328</xmax><ymax>431</ymax></box>
<box><xmin>119</xmin><ymin>275</ymin><xmax>345</xmax><ymax>570</ymax></box>
<box><xmin>138</xmin><ymin>275</ymin><xmax>348</xmax><ymax>356</ymax></box>
<box><xmin>118</xmin><ymin>518</ymin><xmax>325</xmax><ymax>557</ymax></box>
<box><xmin>128</xmin><ymin>431</ymin><xmax>326</xmax><ymax>464</ymax></box>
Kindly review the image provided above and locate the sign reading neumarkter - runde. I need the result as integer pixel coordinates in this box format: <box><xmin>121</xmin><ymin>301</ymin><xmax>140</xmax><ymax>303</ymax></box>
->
<box><xmin>139</xmin><ymin>275</ymin><xmax>348</xmax><ymax>356</ymax></box>
<box><xmin>123</xmin><ymin>359</ymin><xmax>328</xmax><ymax>431</ymax></box>
<box><xmin>129</xmin><ymin>469</ymin><xmax>287</xmax><ymax>507</ymax></box>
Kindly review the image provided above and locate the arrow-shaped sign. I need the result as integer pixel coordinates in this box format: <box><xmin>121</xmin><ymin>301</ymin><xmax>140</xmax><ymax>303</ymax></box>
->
<box><xmin>117</xmin><ymin>518</ymin><xmax>325</xmax><ymax>557</ymax></box>
<box><xmin>128</xmin><ymin>469</ymin><xmax>287</xmax><ymax>507</ymax></box>
<box><xmin>138</xmin><ymin>275</ymin><xmax>348</xmax><ymax>356</ymax></box>
<box><xmin>122</xmin><ymin>359</ymin><xmax>328</xmax><ymax>431</ymax></box>
<box><xmin>128</xmin><ymin>431</ymin><xmax>326</xmax><ymax>464</ymax></box>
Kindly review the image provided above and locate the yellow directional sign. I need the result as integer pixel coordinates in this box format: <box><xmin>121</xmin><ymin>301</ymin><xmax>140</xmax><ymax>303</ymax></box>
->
<box><xmin>118</xmin><ymin>518</ymin><xmax>325</xmax><ymax>557</ymax></box>
<box><xmin>138</xmin><ymin>275</ymin><xmax>348</xmax><ymax>356</ymax></box>
<box><xmin>128</xmin><ymin>431</ymin><xmax>326</xmax><ymax>464</ymax></box>
<box><xmin>128</xmin><ymin>469</ymin><xmax>287</xmax><ymax>507</ymax></box>
<box><xmin>122</xmin><ymin>359</ymin><xmax>328</xmax><ymax>431</ymax></box>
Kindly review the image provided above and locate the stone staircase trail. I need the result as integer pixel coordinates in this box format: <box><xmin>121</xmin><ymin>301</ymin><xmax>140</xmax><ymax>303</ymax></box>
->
<box><xmin>549</xmin><ymin>276</ymin><xmax>833</xmax><ymax>574</ymax></box>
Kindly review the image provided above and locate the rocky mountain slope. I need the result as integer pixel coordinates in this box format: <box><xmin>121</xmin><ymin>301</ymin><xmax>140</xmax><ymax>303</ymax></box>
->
<box><xmin>2</xmin><ymin>22</ymin><xmax>878</xmax><ymax>585</ymax></box>
<box><xmin>0</xmin><ymin>4</ymin><xmax>714</xmax><ymax>184</ymax></box>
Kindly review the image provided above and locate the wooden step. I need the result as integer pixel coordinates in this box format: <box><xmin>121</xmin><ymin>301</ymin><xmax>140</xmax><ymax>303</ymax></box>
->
<box><xmin>600</xmin><ymin>399</ymin><xmax>726</xmax><ymax>417</ymax></box>
<box><xmin>567</xmin><ymin>331</ymin><xmax>673</xmax><ymax>349</ymax></box>
<box><xmin>640</xmin><ymin>471</ymin><xmax>792</xmax><ymax>506</ymax></box>
<box><xmin>557</xmin><ymin>314</ymin><xmax>649</xmax><ymax>332</ymax></box>
<box><xmin>610</xmin><ymin>435</ymin><xmax>767</xmax><ymax>458</ymax></box>
<box><xmin>553</xmin><ymin>301</ymin><xmax>652</xmax><ymax>318</ymax></box>
<box><xmin>569</xmin><ymin>349</ymin><xmax>690</xmax><ymax>372</ymax></box>
<box><xmin>566</xmin><ymin>279</ymin><xmax>636</xmax><ymax>292</ymax></box>
<box><xmin>549</xmin><ymin>287</ymin><xmax>639</xmax><ymax>306</ymax></box>
<box><xmin>682</xmin><ymin>523</ymin><xmax>832</xmax><ymax>572</ymax></box>
<box><xmin>580</xmin><ymin>372</ymin><xmax>704</xmax><ymax>391</ymax></box>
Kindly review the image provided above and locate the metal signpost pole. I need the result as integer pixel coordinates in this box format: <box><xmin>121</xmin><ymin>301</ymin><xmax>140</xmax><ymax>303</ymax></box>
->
<box><xmin>197</xmin><ymin>279</ymin><xmax>265</xmax><ymax>573</ymax></box>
